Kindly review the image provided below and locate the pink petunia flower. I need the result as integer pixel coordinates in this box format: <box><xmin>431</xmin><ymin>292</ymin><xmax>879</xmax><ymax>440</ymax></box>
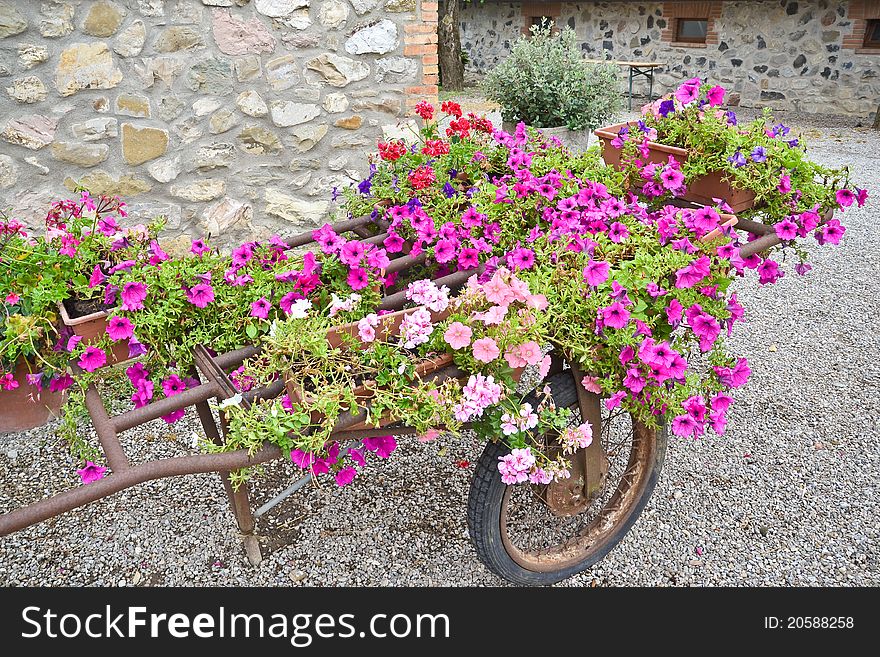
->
<box><xmin>581</xmin><ymin>376</ymin><xmax>602</xmax><ymax>394</ymax></box>
<box><xmin>472</xmin><ymin>337</ymin><xmax>500</xmax><ymax>363</ymax></box>
<box><xmin>538</xmin><ymin>355</ymin><xmax>551</xmax><ymax>379</ymax></box>
<box><xmin>444</xmin><ymin>322</ymin><xmax>473</xmax><ymax>350</ymax></box>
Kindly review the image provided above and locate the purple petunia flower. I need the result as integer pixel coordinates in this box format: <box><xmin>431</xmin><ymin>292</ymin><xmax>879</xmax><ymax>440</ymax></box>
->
<box><xmin>728</xmin><ymin>150</ymin><xmax>747</xmax><ymax>168</ymax></box>
<box><xmin>106</xmin><ymin>316</ymin><xmax>134</xmax><ymax>341</ymax></box>
<box><xmin>120</xmin><ymin>282</ymin><xmax>148</xmax><ymax>311</ymax></box>
<box><xmin>750</xmin><ymin>146</ymin><xmax>766</xmax><ymax>163</ymax></box>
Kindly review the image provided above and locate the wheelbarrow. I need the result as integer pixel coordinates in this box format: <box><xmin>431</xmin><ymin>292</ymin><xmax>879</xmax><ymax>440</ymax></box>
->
<box><xmin>0</xmin><ymin>207</ymin><xmax>821</xmax><ymax>585</ymax></box>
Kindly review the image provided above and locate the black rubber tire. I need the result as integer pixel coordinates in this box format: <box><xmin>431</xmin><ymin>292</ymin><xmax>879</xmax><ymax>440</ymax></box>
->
<box><xmin>466</xmin><ymin>370</ymin><xmax>668</xmax><ymax>586</ymax></box>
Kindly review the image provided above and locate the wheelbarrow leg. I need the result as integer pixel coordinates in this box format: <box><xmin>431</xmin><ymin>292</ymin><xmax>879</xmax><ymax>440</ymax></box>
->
<box><xmin>194</xmin><ymin>396</ymin><xmax>263</xmax><ymax>567</ymax></box>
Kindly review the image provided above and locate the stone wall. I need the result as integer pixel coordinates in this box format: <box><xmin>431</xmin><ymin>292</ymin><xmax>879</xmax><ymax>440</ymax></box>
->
<box><xmin>460</xmin><ymin>0</ymin><xmax>880</xmax><ymax>117</ymax></box>
<box><xmin>0</xmin><ymin>0</ymin><xmax>439</xmax><ymax>245</ymax></box>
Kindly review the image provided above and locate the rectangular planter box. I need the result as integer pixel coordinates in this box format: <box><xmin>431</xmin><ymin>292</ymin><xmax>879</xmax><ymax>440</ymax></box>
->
<box><xmin>594</xmin><ymin>122</ymin><xmax>756</xmax><ymax>212</ymax></box>
<box><xmin>58</xmin><ymin>301</ymin><xmax>131</xmax><ymax>366</ymax></box>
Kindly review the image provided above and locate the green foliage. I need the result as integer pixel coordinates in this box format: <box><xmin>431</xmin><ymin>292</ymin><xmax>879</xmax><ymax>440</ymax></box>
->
<box><xmin>482</xmin><ymin>22</ymin><xmax>622</xmax><ymax>130</ymax></box>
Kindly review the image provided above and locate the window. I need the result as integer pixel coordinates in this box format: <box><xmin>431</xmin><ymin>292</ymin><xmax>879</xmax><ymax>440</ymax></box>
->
<box><xmin>865</xmin><ymin>19</ymin><xmax>880</xmax><ymax>48</ymax></box>
<box><xmin>676</xmin><ymin>18</ymin><xmax>708</xmax><ymax>43</ymax></box>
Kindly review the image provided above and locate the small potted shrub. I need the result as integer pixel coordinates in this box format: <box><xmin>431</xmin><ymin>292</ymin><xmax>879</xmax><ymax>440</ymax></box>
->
<box><xmin>482</xmin><ymin>22</ymin><xmax>622</xmax><ymax>151</ymax></box>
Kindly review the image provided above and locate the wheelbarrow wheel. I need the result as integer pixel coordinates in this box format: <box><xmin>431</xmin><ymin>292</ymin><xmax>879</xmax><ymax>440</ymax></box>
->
<box><xmin>467</xmin><ymin>370</ymin><xmax>667</xmax><ymax>586</ymax></box>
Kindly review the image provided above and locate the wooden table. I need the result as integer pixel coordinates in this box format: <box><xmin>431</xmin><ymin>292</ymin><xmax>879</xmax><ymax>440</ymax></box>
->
<box><xmin>584</xmin><ymin>59</ymin><xmax>665</xmax><ymax>110</ymax></box>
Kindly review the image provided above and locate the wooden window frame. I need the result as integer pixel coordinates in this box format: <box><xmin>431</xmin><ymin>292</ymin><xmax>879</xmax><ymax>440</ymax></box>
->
<box><xmin>674</xmin><ymin>18</ymin><xmax>709</xmax><ymax>44</ymax></box>
<box><xmin>864</xmin><ymin>19</ymin><xmax>880</xmax><ymax>48</ymax></box>
<box><xmin>845</xmin><ymin>0</ymin><xmax>880</xmax><ymax>54</ymax></box>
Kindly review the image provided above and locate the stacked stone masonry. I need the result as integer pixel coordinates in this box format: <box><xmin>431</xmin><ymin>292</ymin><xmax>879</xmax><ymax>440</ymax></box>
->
<box><xmin>0</xmin><ymin>0</ymin><xmax>438</xmax><ymax>245</ymax></box>
<box><xmin>461</xmin><ymin>0</ymin><xmax>880</xmax><ymax>117</ymax></box>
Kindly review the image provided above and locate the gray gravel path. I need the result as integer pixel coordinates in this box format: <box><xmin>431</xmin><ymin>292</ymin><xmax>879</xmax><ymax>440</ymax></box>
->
<box><xmin>1</xmin><ymin>101</ymin><xmax>878</xmax><ymax>587</ymax></box>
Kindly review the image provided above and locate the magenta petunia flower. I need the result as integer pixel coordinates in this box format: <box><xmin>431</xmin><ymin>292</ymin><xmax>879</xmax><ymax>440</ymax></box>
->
<box><xmin>666</xmin><ymin>298</ymin><xmax>683</xmax><ymax>326</ymax></box>
<box><xmin>705</xmin><ymin>85</ymin><xmax>725</xmax><ymax>106</ymax></box>
<box><xmin>49</xmin><ymin>373</ymin><xmax>74</xmax><ymax>393</ymax></box>
<box><xmin>348</xmin><ymin>448</ymin><xmax>366</xmax><ymax>467</ymax></box>
<box><xmin>582</xmin><ymin>260</ymin><xmax>610</xmax><ymax>287</ymax></box>
<box><xmin>191</xmin><ymin>238</ymin><xmax>210</xmax><ymax>256</ymax></box>
<box><xmin>66</xmin><ymin>334</ymin><xmax>83</xmax><ymax>352</ymax></box>
<box><xmin>835</xmin><ymin>188</ymin><xmax>855</xmax><ymax>208</ymax></box>
<box><xmin>659</xmin><ymin>166</ymin><xmax>685</xmax><ymax>191</ymax></box>
<box><xmin>855</xmin><ymin>187</ymin><xmax>869</xmax><ymax>207</ymax></box>
<box><xmin>346</xmin><ymin>266</ymin><xmax>369</xmax><ymax>291</ymax></box>
<box><xmin>362</xmin><ymin>435</ymin><xmax>397</xmax><ymax>459</ymax></box>
<box><xmin>608</xmin><ymin>222</ymin><xmax>630</xmax><ymax>243</ymax></box>
<box><xmin>674</xmin><ymin>80</ymin><xmax>700</xmax><ymax>105</ymax></box>
<box><xmin>671</xmin><ymin>413</ymin><xmax>699</xmax><ymax>438</ymax></box>
<box><xmin>120</xmin><ymin>281</ymin><xmax>148</xmax><ymax>311</ymax></box>
<box><xmin>78</xmin><ymin>346</ymin><xmax>107</xmax><ymax>372</ymax></box>
<box><xmin>77</xmin><ymin>461</ymin><xmax>107</xmax><ymax>485</ymax></box>
<box><xmin>161</xmin><ymin>408</ymin><xmax>185</xmax><ymax>424</ymax></box>
<box><xmin>774</xmin><ymin>218</ymin><xmax>798</xmax><ymax>241</ymax></box>
<box><xmin>186</xmin><ymin>283</ymin><xmax>215</xmax><ymax>308</ymax></box>
<box><xmin>509</xmin><ymin>247</ymin><xmax>535</xmax><ymax>270</ymax></box>
<box><xmin>335</xmin><ymin>467</ymin><xmax>357</xmax><ymax>487</ymax></box>
<box><xmin>0</xmin><ymin>372</ymin><xmax>19</xmax><ymax>390</ymax></box>
<box><xmin>713</xmin><ymin>357</ymin><xmax>751</xmax><ymax>388</ymax></box>
<box><xmin>162</xmin><ymin>375</ymin><xmax>186</xmax><ymax>397</ymax></box>
<box><xmin>250</xmin><ymin>297</ymin><xmax>271</xmax><ymax>319</ymax></box>
<box><xmin>604</xmin><ymin>390</ymin><xmax>627</xmax><ymax>410</ymax></box>
<box><xmin>126</xmin><ymin>362</ymin><xmax>149</xmax><ymax>386</ymax></box>
<box><xmin>88</xmin><ymin>265</ymin><xmax>106</xmax><ymax>288</ymax></box>
<box><xmin>777</xmin><ymin>174</ymin><xmax>792</xmax><ymax>194</ymax></box>
<box><xmin>433</xmin><ymin>239</ymin><xmax>457</xmax><ymax>264</ymax></box>
<box><xmin>599</xmin><ymin>302</ymin><xmax>630</xmax><ymax>329</ymax></box>
<box><xmin>757</xmin><ymin>259</ymin><xmax>784</xmax><ymax>285</ymax></box>
<box><xmin>106</xmin><ymin>316</ymin><xmax>134</xmax><ymax>341</ymax></box>
<box><xmin>691</xmin><ymin>313</ymin><xmax>721</xmax><ymax>352</ymax></box>
<box><xmin>340</xmin><ymin>240</ymin><xmax>365</xmax><ymax>266</ymax></box>
<box><xmin>291</xmin><ymin>449</ymin><xmax>316</xmax><ymax>469</ymax></box>
<box><xmin>446</xmin><ymin>246</ymin><xmax>475</xmax><ymax>272</ymax></box>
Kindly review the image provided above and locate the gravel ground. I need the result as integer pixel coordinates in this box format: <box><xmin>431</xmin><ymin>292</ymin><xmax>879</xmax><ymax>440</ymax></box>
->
<box><xmin>1</xmin><ymin>95</ymin><xmax>878</xmax><ymax>587</ymax></box>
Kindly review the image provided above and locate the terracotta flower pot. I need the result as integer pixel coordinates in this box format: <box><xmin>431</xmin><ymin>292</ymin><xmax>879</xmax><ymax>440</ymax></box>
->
<box><xmin>0</xmin><ymin>359</ymin><xmax>65</xmax><ymax>434</ymax></box>
<box><xmin>58</xmin><ymin>301</ymin><xmax>131</xmax><ymax>366</ymax></box>
<box><xmin>594</xmin><ymin>122</ymin><xmax>756</xmax><ymax>212</ymax></box>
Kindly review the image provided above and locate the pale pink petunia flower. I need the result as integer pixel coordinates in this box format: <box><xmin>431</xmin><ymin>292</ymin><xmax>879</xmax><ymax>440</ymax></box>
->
<box><xmin>472</xmin><ymin>337</ymin><xmax>500</xmax><ymax>363</ymax></box>
<box><xmin>444</xmin><ymin>321</ymin><xmax>473</xmax><ymax>350</ymax></box>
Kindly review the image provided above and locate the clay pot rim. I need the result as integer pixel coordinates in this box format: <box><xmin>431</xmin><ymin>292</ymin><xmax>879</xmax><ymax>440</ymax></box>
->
<box><xmin>57</xmin><ymin>300</ymin><xmax>113</xmax><ymax>327</ymax></box>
